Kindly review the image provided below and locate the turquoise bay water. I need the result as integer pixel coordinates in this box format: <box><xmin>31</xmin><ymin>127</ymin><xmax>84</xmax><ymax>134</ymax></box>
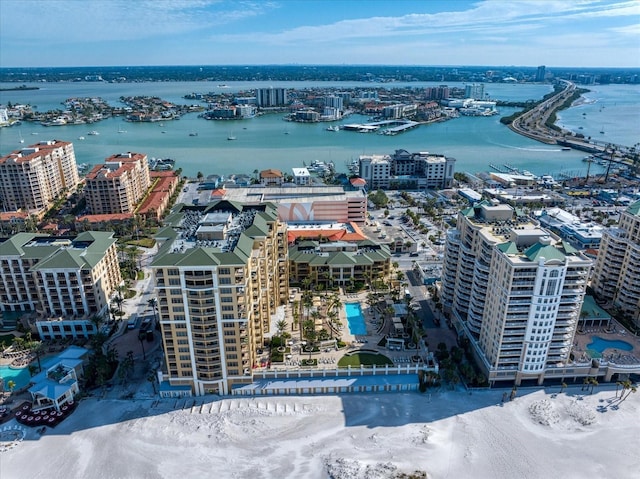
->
<box><xmin>587</xmin><ymin>336</ymin><xmax>633</xmax><ymax>354</ymax></box>
<box><xmin>345</xmin><ymin>303</ymin><xmax>367</xmax><ymax>336</ymax></box>
<box><xmin>1</xmin><ymin>81</ymin><xmax>637</xmax><ymax>179</ymax></box>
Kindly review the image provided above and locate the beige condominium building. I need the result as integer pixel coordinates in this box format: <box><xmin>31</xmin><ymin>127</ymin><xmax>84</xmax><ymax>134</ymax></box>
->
<box><xmin>0</xmin><ymin>231</ymin><xmax>122</xmax><ymax>339</ymax></box>
<box><xmin>441</xmin><ymin>201</ymin><xmax>592</xmax><ymax>386</ymax></box>
<box><xmin>591</xmin><ymin>200</ymin><xmax>640</xmax><ymax>326</ymax></box>
<box><xmin>84</xmin><ymin>152</ymin><xmax>151</xmax><ymax>215</ymax></box>
<box><xmin>152</xmin><ymin>202</ymin><xmax>288</xmax><ymax>396</ymax></box>
<box><xmin>289</xmin><ymin>239</ymin><xmax>392</xmax><ymax>288</ymax></box>
<box><xmin>0</xmin><ymin>140</ymin><xmax>80</xmax><ymax>214</ymax></box>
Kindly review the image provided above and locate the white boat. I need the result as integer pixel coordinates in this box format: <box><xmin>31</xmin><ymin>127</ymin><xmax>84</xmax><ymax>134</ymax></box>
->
<box><xmin>87</xmin><ymin>130</ymin><xmax>99</xmax><ymax>136</ymax></box>
<box><xmin>326</xmin><ymin>125</ymin><xmax>340</xmax><ymax>132</ymax></box>
<box><xmin>18</xmin><ymin>130</ymin><xmax>24</xmax><ymax>143</ymax></box>
<box><xmin>118</xmin><ymin>127</ymin><xmax>127</xmax><ymax>133</ymax></box>
<box><xmin>78</xmin><ymin>136</ymin><xmax>85</xmax><ymax>140</ymax></box>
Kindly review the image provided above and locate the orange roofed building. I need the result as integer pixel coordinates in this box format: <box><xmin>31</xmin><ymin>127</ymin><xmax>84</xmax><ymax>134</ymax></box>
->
<box><xmin>0</xmin><ymin>140</ymin><xmax>80</xmax><ymax>214</ymax></box>
<box><xmin>84</xmin><ymin>152</ymin><xmax>151</xmax><ymax>215</ymax></box>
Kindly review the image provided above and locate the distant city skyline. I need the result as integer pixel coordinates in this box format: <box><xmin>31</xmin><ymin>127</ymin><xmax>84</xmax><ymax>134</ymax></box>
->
<box><xmin>1</xmin><ymin>0</ymin><xmax>639</xmax><ymax>68</ymax></box>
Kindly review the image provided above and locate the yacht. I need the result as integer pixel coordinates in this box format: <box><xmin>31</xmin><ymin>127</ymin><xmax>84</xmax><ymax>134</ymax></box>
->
<box><xmin>87</xmin><ymin>130</ymin><xmax>99</xmax><ymax>136</ymax></box>
<box><xmin>326</xmin><ymin>125</ymin><xmax>340</xmax><ymax>132</ymax></box>
<box><xmin>227</xmin><ymin>135</ymin><xmax>237</xmax><ymax>141</ymax></box>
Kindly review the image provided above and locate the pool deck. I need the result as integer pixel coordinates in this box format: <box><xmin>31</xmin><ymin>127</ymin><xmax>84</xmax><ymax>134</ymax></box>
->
<box><xmin>573</xmin><ymin>319</ymin><xmax>640</xmax><ymax>366</ymax></box>
<box><xmin>263</xmin><ymin>289</ymin><xmax>429</xmax><ymax>371</ymax></box>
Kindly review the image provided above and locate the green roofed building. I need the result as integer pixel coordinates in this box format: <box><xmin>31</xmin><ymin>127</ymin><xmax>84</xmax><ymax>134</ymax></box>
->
<box><xmin>288</xmin><ymin>240</ymin><xmax>391</xmax><ymax>289</ymax></box>
<box><xmin>150</xmin><ymin>202</ymin><xmax>289</xmax><ymax>396</ymax></box>
<box><xmin>441</xmin><ymin>202</ymin><xmax>593</xmax><ymax>386</ymax></box>
<box><xmin>0</xmin><ymin>231</ymin><xmax>122</xmax><ymax>339</ymax></box>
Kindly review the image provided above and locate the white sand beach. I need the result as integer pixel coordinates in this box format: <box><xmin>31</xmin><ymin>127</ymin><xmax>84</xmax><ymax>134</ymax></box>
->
<box><xmin>1</xmin><ymin>387</ymin><xmax>638</xmax><ymax>479</ymax></box>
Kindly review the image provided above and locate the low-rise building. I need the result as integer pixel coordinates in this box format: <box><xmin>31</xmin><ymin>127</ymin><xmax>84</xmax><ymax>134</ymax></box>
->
<box><xmin>289</xmin><ymin>239</ymin><xmax>391</xmax><ymax>288</ymax></box>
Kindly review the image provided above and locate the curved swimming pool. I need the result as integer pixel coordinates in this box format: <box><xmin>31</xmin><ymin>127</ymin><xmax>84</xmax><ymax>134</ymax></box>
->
<box><xmin>0</xmin><ymin>365</ymin><xmax>31</xmax><ymax>390</ymax></box>
<box><xmin>586</xmin><ymin>336</ymin><xmax>633</xmax><ymax>354</ymax></box>
<box><xmin>345</xmin><ymin>303</ymin><xmax>367</xmax><ymax>335</ymax></box>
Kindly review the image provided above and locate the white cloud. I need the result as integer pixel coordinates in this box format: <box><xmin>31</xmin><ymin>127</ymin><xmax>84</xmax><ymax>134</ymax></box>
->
<box><xmin>0</xmin><ymin>0</ymin><xmax>276</xmax><ymax>43</ymax></box>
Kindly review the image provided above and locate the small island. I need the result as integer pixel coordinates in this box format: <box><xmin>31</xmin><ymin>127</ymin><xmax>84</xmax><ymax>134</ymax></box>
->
<box><xmin>0</xmin><ymin>84</ymin><xmax>40</xmax><ymax>92</ymax></box>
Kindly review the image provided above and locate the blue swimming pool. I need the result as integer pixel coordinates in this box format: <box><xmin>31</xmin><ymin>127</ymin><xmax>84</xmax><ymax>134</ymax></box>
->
<box><xmin>345</xmin><ymin>303</ymin><xmax>367</xmax><ymax>335</ymax></box>
<box><xmin>0</xmin><ymin>365</ymin><xmax>31</xmax><ymax>390</ymax></box>
<box><xmin>587</xmin><ymin>336</ymin><xmax>633</xmax><ymax>354</ymax></box>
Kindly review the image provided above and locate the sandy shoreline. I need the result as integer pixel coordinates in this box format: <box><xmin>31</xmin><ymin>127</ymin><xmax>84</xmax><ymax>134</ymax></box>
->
<box><xmin>1</xmin><ymin>387</ymin><xmax>638</xmax><ymax>479</ymax></box>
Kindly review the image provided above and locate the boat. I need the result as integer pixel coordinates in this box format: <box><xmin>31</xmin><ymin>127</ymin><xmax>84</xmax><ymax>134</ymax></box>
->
<box><xmin>18</xmin><ymin>130</ymin><xmax>24</xmax><ymax>144</ymax></box>
<box><xmin>87</xmin><ymin>130</ymin><xmax>99</xmax><ymax>136</ymax></box>
<box><xmin>227</xmin><ymin>136</ymin><xmax>237</xmax><ymax>140</ymax></box>
<box><xmin>118</xmin><ymin>127</ymin><xmax>127</xmax><ymax>133</ymax></box>
<box><xmin>561</xmin><ymin>147</ymin><xmax>571</xmax><ymax>151</ymax></box>
<box><xmin>326</xmin><ymin>125</ymin><xmax>340</xmax><ymax>132</ymax></box>
<box><xmin>78</xmin><ymin>136</ymin><xmax>85</xmax><ymax>140</ymax></box>
<box><xmin>189</xmin><ymin>132</ymin><xmax>198</xmax><ymax>136</ymax></box>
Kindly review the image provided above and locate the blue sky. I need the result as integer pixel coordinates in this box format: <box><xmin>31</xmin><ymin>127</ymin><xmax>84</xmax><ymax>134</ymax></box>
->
<box><xmin>1</xmin><ymin>0</ymin><xmax>638</xmax><ymax>68</ymax></box>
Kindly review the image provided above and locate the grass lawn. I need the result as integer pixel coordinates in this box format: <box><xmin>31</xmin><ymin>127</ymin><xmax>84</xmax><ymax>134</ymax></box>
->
<box><xmin>338</xmin><ymin>352</ymin><xmax>393</xmax><ymax>367</ymax></box>
<box><xmin>0</xmin><ymin>334</ymin><xmax>15</xmax><ymax>348</ymax></box>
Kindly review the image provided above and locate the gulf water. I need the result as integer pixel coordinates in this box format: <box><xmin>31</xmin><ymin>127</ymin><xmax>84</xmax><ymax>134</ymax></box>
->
<box><xmin>1</xmin><ymin>81</ymin><xmax>638</xmax><ymax>179</ymax></box>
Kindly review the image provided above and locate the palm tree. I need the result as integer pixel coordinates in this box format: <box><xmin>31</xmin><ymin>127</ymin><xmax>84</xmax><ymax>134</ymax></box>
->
<box><xmin>276</xmin><ymin>319</ymin><xmax>288</xmax><ymax>339</ymax></box>
<box><xmin>148</xmin><ymin>297</ymin><xmax>159</xmax><ymax>325</ymax></box>
<box><xmin>6</xmin><ymin>380</ymin><xmax>16</xmax><ymax>393</ymax></box>
<box><xmin>619</xmin><ymin>380</ymin><xmax>638</xmax><ymax>403</ymax></box>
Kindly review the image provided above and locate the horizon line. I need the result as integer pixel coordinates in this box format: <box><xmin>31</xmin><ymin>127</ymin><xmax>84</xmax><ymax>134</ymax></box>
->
<box><xmin>2</xmin><ymin>64</ymin><xmax>640</xmax><ymax>71</ymax></box>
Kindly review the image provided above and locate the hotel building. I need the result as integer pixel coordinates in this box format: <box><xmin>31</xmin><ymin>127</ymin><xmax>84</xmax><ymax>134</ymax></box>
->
<box><xmin>591</xmin><ymin>201</ymin><xmax>640</xmax><ymax>325</ymax></box>
<box><xmin>390</xmin><ymin>149</ymin><xmax>456</xmax><ymax>189</ymax></box>
<box><xmin>0</xmin><ymin>140</ymin><xmax>80</xmax><ymax>214</ymax></box>
<box><xmin>152</xmin><ymin>203</ymin><xmax>289</xmax><ymax>396</ymax></box>
<box><xmin>0</xmin><ymin>231</ymin><xmax>122</xmax><ymax>339</ymax></box>
<box><xmin>441</xmin><ymin>202</ymin><xmax>592</xmax><ymax>385</ymax></box>
<box><xmin>358</xmin><ymin>155</ymin><xmax>391</xmax><ymax>190</ymax></box>
<box><xmin>84</xmin><ymin>152</ymin><xmax>151</xmax><ymax>215</ymax></box>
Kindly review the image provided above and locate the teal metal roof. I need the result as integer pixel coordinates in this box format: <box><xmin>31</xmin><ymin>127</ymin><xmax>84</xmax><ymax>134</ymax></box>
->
<box><xmin>523</xmin><ymin>242</ymin><xmax>566</xmax><ymax>262</ymax></box>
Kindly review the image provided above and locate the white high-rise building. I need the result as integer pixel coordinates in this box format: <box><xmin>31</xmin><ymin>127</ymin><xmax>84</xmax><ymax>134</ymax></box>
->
<box><xmin>465</xmin><ymin>83</ymin><xmax>485</xmax><ymax>100</ymax></box>
<box><xmin>441</xmin><ymin>202</ymin><xmax>592</xmax><ymax>385</ymax></box>
<box><xmin>591</xmin><ymin>201</ymin><xmax>640</xmax><ymax>326</ymax></box>
<box><xmin>358</xmin><ymin>155</ymin><xmax>391</xmax><ymax>190</ymax></box>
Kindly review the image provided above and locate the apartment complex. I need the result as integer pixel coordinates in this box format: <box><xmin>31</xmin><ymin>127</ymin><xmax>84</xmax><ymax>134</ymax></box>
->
<box><xmin>441</xmin><ymin>202</ymin><xmax>592</xmax><ymax>385</ymax></box>
<box><xmin>152</xmin><ymin>203</ymin><xmax>289</xmax><ymax>396</ymax></box>
<box><xmin>0</xmin><ymin>140</ymin><xmax>80</xmax><ymax>213</ymax></box>
<box><xmin>255</xmin><ymin>87</ymin><xmax>288</xmax><ymax>107</ymax></box>
<box><xmin>289</xmin><ymin>239</ymin><xmax>392</xmax><ymax>287</ymax></box>
<box><xmin>358</xmin><ymin>150</ymin><xmax>456</xmax><ymax>190</ymax></box>
<box><xmin>0</xmin><ymin>231</ymin><xmax>122</xmax><ymax>339</ymax></box>
<box><xmin>591</xmin><ymin>201</ymin><xmax>640</xmax><ymax>325</ymax></box>
<box><xmin>84</xmin><ymin>152</ymin><xmax>151</xmax><ymax>215</ymax></box>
